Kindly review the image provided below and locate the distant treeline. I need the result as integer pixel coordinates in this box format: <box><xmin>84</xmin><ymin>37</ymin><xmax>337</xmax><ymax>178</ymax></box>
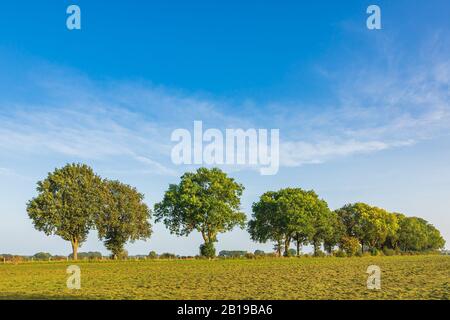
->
<box><xmin>25</xmin><ymin>164</ymin><xmax>446</xmax><ymax>260</ymax></box>
<box><xmin>2</xmin><ymin>248</ymin><xmax>449</xmax><ymax>263</ymax></box>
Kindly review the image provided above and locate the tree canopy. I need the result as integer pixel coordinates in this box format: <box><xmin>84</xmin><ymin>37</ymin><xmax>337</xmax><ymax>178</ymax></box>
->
<box><xmin>27</xmin><ymin>163</ymin><xmax>152</xmax><ymax>260</ymax></box>
<box><xmin>248</xmin><ymin>188</ymin><xmax>331</xmax><ymax>256</ymax></box>
<box><xmin>335</xmin><ymin>203</ymin><xmax>444</xmax><ymax>253</ymax></box>
<box><xmin>154</xmin><ymin>167</ymin><xmax>245</xmax><ymax>257</ymax></box>
<box><xmin>96</xmin><ymin>180</ymin><xmax>152</xmax><ymax>259</ymax></box>
<box><xmin>27</xmin><ymin>163</ymin><xmax>107</xmax><ymax>260</ymax></box>
<box><xmin>27</xmin><ymin>164</ymin><xmax>445</xmax><ymax>259</ymax></box>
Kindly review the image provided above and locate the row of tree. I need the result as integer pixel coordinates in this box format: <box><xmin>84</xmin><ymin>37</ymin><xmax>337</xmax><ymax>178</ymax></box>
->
<box><xmin>28</xmin><ymin>164</ymin><xmax>151</xmax><ymax>260</ymax></box>
<box><xmin>248</xmin><ymin>190</ymin><xmax>445</xmax><ymax>257</ymax></box>
<box><xmin>27</xmin><ymin>164</ymin><xmax>445</xmax><ymax>259</ymax></box>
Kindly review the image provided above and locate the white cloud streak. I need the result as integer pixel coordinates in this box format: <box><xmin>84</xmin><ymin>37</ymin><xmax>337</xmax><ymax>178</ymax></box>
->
<box><xmin>0</xmin><ymin>38</ymin><xmax>449</xmax><ymax>175</ymax></box>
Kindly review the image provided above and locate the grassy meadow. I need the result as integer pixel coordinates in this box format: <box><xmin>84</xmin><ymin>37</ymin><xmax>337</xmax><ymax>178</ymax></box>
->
<box><xmin>0</xmin><ymin>255</ymin><xmax>448</xmax><ymax>300</ymax></box>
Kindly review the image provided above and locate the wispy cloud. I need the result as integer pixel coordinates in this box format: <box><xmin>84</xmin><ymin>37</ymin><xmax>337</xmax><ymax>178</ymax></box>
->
<box><xmin>0</xmin><ymin>167</ymin><xmax>13</xmax><ymax>175</ymax></box>
<box><xmin>0</xmin><ymin>37</ymin><xmax>449</xmax><ymax>175</ymax></box>
<box><xmin>280</xmin><ymin>140</ymin><xmax>415</xmax><ymax>166</ymax></box>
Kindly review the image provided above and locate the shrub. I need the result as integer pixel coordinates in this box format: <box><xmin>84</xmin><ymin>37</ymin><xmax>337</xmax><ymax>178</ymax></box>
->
<box><xmin>200</xmin><ymin>242</ymin><xmax>216</xmax><ymax>258</ymax></box>
<box><xmin>334</xmin><ymin>250</ymin><xmax>347</xmax><ymax>258</ymax></box>
<box><xmin>314</xmin><ymin>250</ymin><xmax>326</xmax><ymax>257</ymax></box>
<box><xmin>382</xmin><ymin>248</ymin><xmax>396</xmax><ymax>256</ymax></box>
<box><xmin>340</xmin><ymin>236</ymin><xmax>361</xmax><ymax>257</ymax></box>
<box><xmin>370</xmin><ymin>248</ymin><xmax>383</xmax><ymax>256</ymax></box>
<box><xmin>245</xmin><ymin>253</ymin><xmax>256</xmax><ymax>259</ymax></box>
<box><xmin>160</xmin><ymin>252</ymin><xmax>177</xmax><ymax>259</ymax></box>
<box><xmin>33</xmin><ymin>252</ymin><xmax>52</xmax><ymax>261</ymax></box>
<box><xmin>286</xmin><ymin>249</ymin><xmax>297</xmax><ymax>257</ymax></box>
<box><xmin>115</xmin><ymin>250</ymin><xmax>128</xmax><ymax>260</ymax></box>
<box><xmin>70</xmin><ymin>251</ymin><xmax>102</xmax><ymax>260</ymax></box>
<box><xmin>218</xmin><ymin>250</ymin><xmax>246</xmax><ymax>258</ymax></box>
<box><xmin>254</xmin><ymin>250</ymin><xmax>265</xmax><ymax>256</ymax></box>
<box><xmin>148</xmin><ymin>251</ymin><xmax>158</xmax><ymax>259</ymax></box>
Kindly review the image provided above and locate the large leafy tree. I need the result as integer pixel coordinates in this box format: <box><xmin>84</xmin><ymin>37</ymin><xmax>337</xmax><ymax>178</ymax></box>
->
<box><xmin>96</xmin><ymin>180</ymin><xmax>152</xmax><ymax>259</ymax></box>
<box><xmin>336</xmin><ymin>203</ymin><xmax>399</xmax><ymax>252</ymax></box>
<box><xmin>335</xmin><ymin>203</ymin><xmax>366</xmax><ymax>247</ymax></box>
<box><xmin>338</xmin><ymin>204</ymin><xmax>444</xmax><ymax>253</ymax></box>
<box><xmin>323</xmin><ymin>210</ymin><xmax>346</xmax><ymax>254</ymax></box>
<box><xmin>308</xmin><ymin>201</ymin><xmax>333</xmax><ymax>255</ymax></box>
<box><xmin>425</xmin><ymin>222</ymin><xmax>445</xmax><ymax>250</ymax></box>
<box><xmin>249</xmin><ymin>188</ymin><xmax>329</xmax><ymax>257</ymax></box>
<box><xmin>249</xmin><ymin>191</ymin><xmax>287</xmax><ymax>257</ymax></box>
<box><xmin>27</xmin><ymin>163</ymin><xmax>106</xmax><ymax>260</ymax></box>
<box><xmin>383</xmin><ymin>212</ymin><xmax>405</xmax><ymax>250</ymax></box>
<box><xmin>360</xmin><ymin>206</ymin><xmax>399</xmax><ymax>250</ymax></box>
<box><xmin>154</xmin><ymin>167</ymin><xmax>245</xmax><ymax>257</ymax></box>
<box><xmin>397</xmin><ymin>216</ymin><xmax>429</xmax><ymax>251</ymax></box>
<box><xmin>397</xmin><ymin>216</ymin><xmax>445</xmax><ymax>251</ymax></box>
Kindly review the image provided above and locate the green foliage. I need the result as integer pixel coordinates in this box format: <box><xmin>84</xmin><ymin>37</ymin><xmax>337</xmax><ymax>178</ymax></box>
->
<box><xmin>115</xmin><ymin>249</ymin><xmax>128</xmax><ymax>260</ymax></box>
<box><xmin>323</xmin><ymin>211</ymin><xmax>346</xmax><ymax>254</ymax></box>
<box><xmin>370</xmin><ymin>248</ymin><xmax>383</xmax><ymax>256</ymax></box>
<box><xmin>397</xmin><ymin>216</ymin><xmax>445</xmax><ymax>251</ymax></box>
<box><xmin>199</xmin><ymin>242</ymin><xmax>216</xmax><ymax>258</ymax></box>
<box><xmin>27</xmin><ymin>163</ymin><xmax>107</xmax><ymax>260</ymax></box>
<box><xmin>154</xmin><ymin>167</ymin><xmax>245</xmax><ymax>256</ymax></box>
<box><xmin>68</xmin><ymin>251</ymin><xmax>102</xmax><ymax>260</ymax></box>
<box><xmin>148</xmin><ymin>251</ymin><xmax>158</xmax><ymax>259</ymax></box>
<box><xmin>340</xmin><ymin>236</ymin><xmax>361</xmax><ymax>257</ymax></box>
<box><xmin>26</xmin><ymin>164</ymin><xmax>446</xmax><ymax>261</ymax></box>
<box><xmin>245</xmin><ymin>252</ymin><xmax>256</xmax><ymax>259</ymax></box>
<box><xmin>159</xmin><ymin>252</ymin><xmax>177</xmax><ymax>259</ymax></box>
<box><xmin>249</xmin><ymin>188</ymin><xmax>330</xmax><ymax>257</ymax></box>
<box><xmin>336</xmin><ymin>203</ymin><xmax>399</xmax><ymax>251</ymax></box>
<box><xmin>333</xmin><ymin>249</ymin><xmax>347</xmax><ymax>258</ymax></box>
<box><xmin>382</xmin><ymin>247</ymin><xmax>396</xmax><ymax>256</ymax></box>
<box><xmin>336</xmin><ymin>203</ymin><xmax>445</xmax><ymax>254</ymax></box>
<box><xmin>219</xmin><ymin>250</ymin><xmax>247</xmax><ymax>258</ymax></box>
<box><xmin>254</xmin><ymin>250</ymin><xmax>265</xmax><ymax>256</ymax></box>
<box><xmin>309</xmin><ymin>206</ymin><xmax>334</xmax><ymax>255</ymax></box>
<box><xmin>33</xmin><ymin>252</ymin><xmax>52</xmax><ymax>261</ymax></box>
<box><xmin>96</xmin><ymin>180</ymin><xmax>152</xmax><ymax>259</ymax></box>
<box><xmin>425</xmin><ymin>223</ymin><xmax>446</xmax><ymax>250</ymax></box>
<box><xmin>313</xmin><ymin>249</ymin><xmax>326</xmax><ymax>257</ymax></box>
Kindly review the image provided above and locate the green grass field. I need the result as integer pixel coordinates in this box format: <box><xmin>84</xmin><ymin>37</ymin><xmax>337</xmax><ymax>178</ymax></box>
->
<box><xmin>0</xmin><ymin>255</ymin><xmax>448</xmax><ymax>300</ymax></box>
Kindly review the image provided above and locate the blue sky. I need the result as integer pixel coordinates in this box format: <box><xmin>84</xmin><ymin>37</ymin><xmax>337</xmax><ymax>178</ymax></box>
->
<box><xmin>0</xmin><ymin>1</ymin><xmax>449</xmax><ymax>255</ymax></box>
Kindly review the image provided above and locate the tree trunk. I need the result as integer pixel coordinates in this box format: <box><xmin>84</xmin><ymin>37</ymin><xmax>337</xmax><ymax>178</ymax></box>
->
<box><xmin>296</xmin><ymin>240</ymin><xmax>300</xmax><ymax>257</ymax></box>
<box><xmin>71</xmin><ymin>238</ymin><xmax>79</xmax><ymax>261</ymax></box>
<box><xmin>313</xmin><ymin>240</ymin><xmax>319</xmax><ymax>256</ymax></box>
<box><xmin>201</xmin><ymin>231</ymin><xmax>208</xmax><ymax>243</ymax></box>
<box><xmin>276</xmin><ymin>240</ymin><xmax>282</xmax><ymax>257</ymax></box>
<box><xmin>284</xmin><ymin>238</ymin><xmax>291</xmax><ymax>257</ymax></box>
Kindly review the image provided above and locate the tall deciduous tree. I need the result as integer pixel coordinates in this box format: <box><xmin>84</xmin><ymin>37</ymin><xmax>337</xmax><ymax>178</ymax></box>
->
<box><xmin>323</xmin><ymin>211</ymin><xmax>345</xmax><ymax>254</ymax></box>
<box><xmin>154</xmin><ymin>167</ymin><xmax>245</xmax><ymax>257</ymax></box>
<box><xmin>27</xmin><ymin>163</ymin><xmax>106</xmax><ymax>260</ymax></box>
<box><xmin>96</xmin><ymin>180</ymin><xmax>152</xmax><ymax>259</ymax></box>
<box><xmin>397</xmin><ymin>216</ymin><xmax>445</xmax><ymax>251</ymax></box>
<box><xmin>249</xmin><ymin>188</ymin><xmax>329</xmax><ymax>257</ymax></box>
<box><xmin>249</xmin><ymin>191</ymin><xmax>286</xmax><ymax>257</ymax></box>
<box><xmin>337</xmin><ymin>203</ymin><xmax>400</xmax><ymax>252</ymax></box>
